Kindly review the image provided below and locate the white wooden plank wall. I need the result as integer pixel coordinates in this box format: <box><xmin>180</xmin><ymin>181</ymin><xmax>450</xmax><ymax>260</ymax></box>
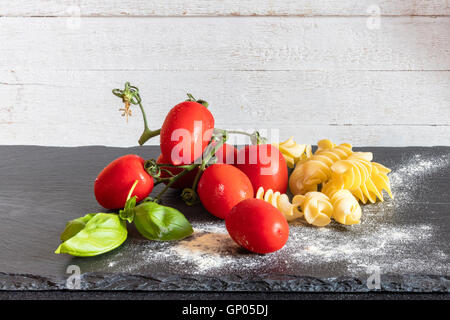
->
<box><xmin>0</xmin><ymin>1</ymin><xmax>449</xmax><ymax>147</ymax></box>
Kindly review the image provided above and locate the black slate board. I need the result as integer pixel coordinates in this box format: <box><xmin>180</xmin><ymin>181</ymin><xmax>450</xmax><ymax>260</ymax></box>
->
<box><xmin>0</xmin><ymin>145</ymin><xmax>448</xmax><ymax>292</ymax></box>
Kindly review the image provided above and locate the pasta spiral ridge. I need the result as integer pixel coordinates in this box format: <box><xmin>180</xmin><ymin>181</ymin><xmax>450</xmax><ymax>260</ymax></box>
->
<box><xmin>289</xmin><ymin>139</ymin><xmax>353</xmax><ymax>195</ymax></box>
<box><xmin>255</xmin><ymin>187</ymin><xmax>303</xmax><ymax>222</ymax></box>
<box><xmin>323</xmin><ymin>183</ymin><xmax>362</xmax><ymax>225</ymax></box>
<box><xmin>327</xmin><ymin>153</ymin><xmax>393</xmax><ymax>204</ymax></box>
<box><xmin>273</xmin><ymin>137</ymin><xmax>312</xmax><ymax>168</ymax></box>
<box><xmin>292</xmin><ymin>192</ymin><xmax>334</xmax><ymax>227</ymax></box>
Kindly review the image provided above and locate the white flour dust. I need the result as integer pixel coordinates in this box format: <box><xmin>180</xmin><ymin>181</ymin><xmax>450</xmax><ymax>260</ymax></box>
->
<box><xmin>286</xmin><ymin>221</ymin><xmax>446</xmax><ymax>275</ymax></box>
<box><xmin>101</xmin><ymin>152</ymin><xmax>449</xmax><ymax>277</ymax></box>
<box><xmin>389</xmin><ymin>153</ymin><xmax>449</xmax><ymax>202</ymax></box>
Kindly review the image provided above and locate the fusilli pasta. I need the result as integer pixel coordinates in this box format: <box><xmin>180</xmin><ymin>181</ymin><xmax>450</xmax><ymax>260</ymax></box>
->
<box><xmin>326</xmin><ymin>153</ymin><xmax>394</xmax><ymax>204</ymax></box>
<box><xmin>255</xmin><ymin>187</ymin><xmax>303</xmax><ymax>221</ymax></box>
<box><xmin>292</xmin><ymin>192</ymin><xmax>334</xmax><ymax>227</ymax></box>
<box><xmin>273</xmin><ymin>137</ymin><xmax>312</xmax><ymax>168</ymax></box>
<box><xmin>289</xmin><ymin>139</ymin><xmax>353</xmax><ymax>195</ymax></box>
<box><xmin>325</xmin><ymin>186</ymin><xmax>362</xmax><ymax>225</ymax></box>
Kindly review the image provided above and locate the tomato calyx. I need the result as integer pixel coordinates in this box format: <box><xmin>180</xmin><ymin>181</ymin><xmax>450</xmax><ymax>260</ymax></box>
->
<box><xmin>144</xmin><ymin>159</ymin><xmax>198</xmax><ymax>183</ymax></box>
<box><xmin>144</xmin><ymin>159</ymin><xmax>193</xmax><ymax>180</ymax></box>
<box><xmin>251</xmin><ymin>131</ymin><xmax>268</xmax><ymax>145</ymax></box>
<box><xmin>185</xmin><ymin>93</ymin><xmax>209</xmax><ymax>108</ymax></box>
<box><xmin>180</xmin><ymin>188</ymin><xmax>199</xmax><ymax>206</ymax></box>
<box><xmin>218</xmin><ymin>129</ymin><xmax>267</xmax><ymax>145</ymax></box>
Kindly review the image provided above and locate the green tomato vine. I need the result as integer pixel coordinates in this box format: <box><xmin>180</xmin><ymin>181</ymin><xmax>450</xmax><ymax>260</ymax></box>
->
<box><xmin>112</xmin><ymin>82</ymin><xmax>266</xmax><ymax>207</ymax></box>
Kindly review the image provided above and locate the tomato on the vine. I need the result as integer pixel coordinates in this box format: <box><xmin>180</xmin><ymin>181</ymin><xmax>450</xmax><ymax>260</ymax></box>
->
<box><xmin>94</xmin><ymin>154</ymin><xmax>154</xmax><ymax>209</ymax></box>
<box><xmin>197</xmin><ymin>164</ymin><xmax>253</xmax><ymax>220</ymax></box>
<box><xmin>156</xmin><ymin>153</ymin><xmax>199</xmax><ymax>190</ymax></box>
<box><xmin>226</xmin><ymin>198</ymin><xmax>289</xmax><ymax>254</ymax></box>
<box><xmin>235</xmin><ymin>144</ymin><xmax>288</xmax><ymax>194</ymax></box>
<box><xmin>160</xmin><ymin>100</ymin><xmax>214</xmax><ymax>165</ymax></box>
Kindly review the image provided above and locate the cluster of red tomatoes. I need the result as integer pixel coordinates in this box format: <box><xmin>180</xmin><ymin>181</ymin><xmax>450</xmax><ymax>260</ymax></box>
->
<box><xmin>94</xmin><ymin>97</ymin><xmax>290</xmax><ymax>254</ymax></box>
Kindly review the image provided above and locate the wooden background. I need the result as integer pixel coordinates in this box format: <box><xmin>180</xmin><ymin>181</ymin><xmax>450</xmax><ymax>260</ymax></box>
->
<box><xmin>0</xmin><ymin>1</ymin><xmax>449</xmax><ymax>147</ymax></box>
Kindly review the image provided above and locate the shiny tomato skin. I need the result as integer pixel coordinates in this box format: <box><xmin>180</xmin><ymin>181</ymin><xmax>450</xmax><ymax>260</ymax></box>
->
<box><xmin>226</xmin><ymin>198</ymin><xmax>289</xmax><ymax>254</ymax></box>
<box><xmin>197</xmin><ymin>164</ymin><xmax>253</xmax><ymax>220</ymax></box>
<box><xmin>160</xmin><ymin>101</ymin><xmax>214</xmax><ymax>165</ymax></box>
<box><xmin>94</xmin><ymin>154</ymin><xmax>154</xmax><ymax>209</ymax></box>
<box><xmin>235</xmin><ymin>144</ymin><xmax>288</xmax><ymax>194</ymax></box>
<box><xmin>214</xmin><ymin>143</ymin><xmax>238</xmax><ymax>164</ymax></box>
<box><xmin>156</xmin><ymin>153</ymin><xmax>199</xmax><ymax>190</ymax></box>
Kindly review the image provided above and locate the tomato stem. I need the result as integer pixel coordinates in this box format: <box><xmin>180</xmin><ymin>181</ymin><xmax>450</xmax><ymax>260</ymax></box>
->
<box><xmin>153</xmin><ymin>163</ymin><xmax>200</xmax><ymax>202</ymax></box>
<box><xmin>149</xmin><ymin>131</ymin><xmax>229</xmax><ymax>205</ymax></box>
<box><xmin>186</xmin><ymin>93</ymin><xmax>209</xmax><ymax>108</ymax></box>
<box><xmin>180</xmin><ymin>131</ymin><xmax>228</xmax><ymax>205</ymax></box>
<box><xmin>112</xmin><ymin>82</ymin><xmax>161</xmax><ymax>146</ymax></box>
<box><xmin>225</xmin><ymin>129</ymin><xmax>252</xmax><ymax>137</ymax></box>
<box><xmin>192</xmin><ymin>133</ymin><xmax>227</xmax><ymax>189</ymax></box>
<box><xmin>138</xmin><ymin>128</ymin><xmax>161</xmax><ymax>146</ymax></box>
<box><xmin>136</xmin><ymin>101</ymin><xmax>161</xmax><ymax>146</ymax></box>
<box><xmin>225</xmin><ymin>130</ymin><xmax>267</xmax><ymax>145</ymax></box>
<box><xmin>112</xmin><ymin>83</ymin><xmax>269</xmax><ymax>204</ymax></box>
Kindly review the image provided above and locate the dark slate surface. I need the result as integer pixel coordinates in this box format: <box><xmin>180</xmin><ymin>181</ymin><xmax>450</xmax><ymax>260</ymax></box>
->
<box><xmin>1</xmin><ymin>290</ymin><xmax>448</xmax><ymax>300</ymax></box>
<box><xmin>0</xmin><ymin>145</ymin><xmax>448</xmax><ymax>293</ymax></box>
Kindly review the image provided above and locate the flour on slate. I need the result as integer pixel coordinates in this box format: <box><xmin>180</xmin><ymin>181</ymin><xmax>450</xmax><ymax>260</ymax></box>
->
<box><xmin>389</xmin><ymin>152</ymin><xmax>449</xmax><ymax>201</ymax></box>
<box><xmin>102</xmin><ymin>152</ymin><xmax>449</xmax><ymax>277</ymax></box>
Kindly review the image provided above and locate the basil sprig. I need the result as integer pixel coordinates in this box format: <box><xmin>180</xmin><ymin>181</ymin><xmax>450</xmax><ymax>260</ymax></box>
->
<box><xmin>120</xmin><ymin>197</ymin><xmax>193</xmax><ymax>241</ymax></box>
<box><xmin>55</xmin><ymin>182</ymin><xmax>193</xmax><ymax>257</ymax></box>
<box><xmin>55</xmin><ymin>213</ymin><xmax>127</xmax><ymax>257</ymax></box>
<box><xmin>132</xmin><ymin>201</ymin><xmax>193</xmax><ymax>241</ymax></box>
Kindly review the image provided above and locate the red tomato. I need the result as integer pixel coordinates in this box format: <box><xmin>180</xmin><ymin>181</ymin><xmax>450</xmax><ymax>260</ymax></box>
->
<box><xmin>156</xmin><ymin>153</ymin><xmax>199</xmax><ymax>190</ymax></box>
<box><xmin>214</xmin><ymin>143</ymin><xmax>238</xmax><ymax>164</ymax></box>
<box><xmin>94</xmin><ymin>155</ymin><xmax>154</xmax><ymax>209</ymax></box>
<box><xmin>197</xmin><ymin>164</ymin><xmax>253</xmax><ymax>219</ymax></box>
<box><xmin>235</xmin><ymin>144</ymin><xmax>288</xmax><ymax>194</ymax></box>
<box><xmin>160</xmin><ymin>100</ymin><xmax>214</xmax><ymax>165</ymax></box>
<box><xmin>226</xmin><ymin>198</ymin><xmax>289</xmax><ymax>254</ymax></box>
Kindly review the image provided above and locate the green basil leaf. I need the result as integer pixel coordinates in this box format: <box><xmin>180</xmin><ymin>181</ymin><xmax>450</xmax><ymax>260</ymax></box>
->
<box><xmin>55</xmin><ymin>213</ymin><xmax>127</xmax><ymax>257</ymax></box>
<box><xmin>133</xmin><ymin>202</ymin><xmax>193</xmax><ymax>241</ymax></box>
<box><xmin>60</xmin><ymin>213</ymin><xmax>96</xmax><ymax>242</ymax></box>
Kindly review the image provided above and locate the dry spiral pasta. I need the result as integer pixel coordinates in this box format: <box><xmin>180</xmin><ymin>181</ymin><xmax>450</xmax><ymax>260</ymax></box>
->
<box><xmin>325</xmin><ymin>152</ymin><xmax>394</xmax><ymax>204</ymax></box>
<box><xmin>264</xmin><ymin>138</ymin><xmax>393</xmax><ymax>227</ymax></box>
<box><xmin>292</xmin><ymin>192</ymin><xmax>334</xmax><ymax>227</ymax></box>
<box><xmin>289</xmin><ymin>139</ymin><xmax>353</xmax><ymax>195</ymax></box>
<box><xmin>323</xmin><ymin>184</ymin><xmax>362</xmax><ymax>225</ymax></box>
<box><xmin>255</xmin><ymin>187</ymin><xmax>303</xmax><ymax>221</ymax></box>
<box><xmin>257</xmin><ymin>186</ymin><xmax>361</xmax><ymax>226</ymax></box>
<box><xmin>273</xmin><ymin>137</ymin><xmax>312</xmax><ymax>168</ymax></box>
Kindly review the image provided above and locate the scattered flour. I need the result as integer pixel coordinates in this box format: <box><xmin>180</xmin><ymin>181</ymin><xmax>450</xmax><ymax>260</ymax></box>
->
<box><xmin>389</xmin><ymin>153</ymin><xmax>450</xmax><ymax>202</ymax></box>
<box><xmin>286</xmin><ymin>221</ymin><xmax>440</xmax><ymax>275</ymax></box>
<box><xmin>98</xmin><ymin>152</ymin><xmax>449</xmax><ymax>278</ymax></box>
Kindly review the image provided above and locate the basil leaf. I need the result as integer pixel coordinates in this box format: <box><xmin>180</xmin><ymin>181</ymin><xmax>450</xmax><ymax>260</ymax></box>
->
<box><xmin>55</xmin><ymin>213</ymin><xmax>127</xmax><ymax>257</ymax></box>
<box><xmin>133</xmin><ymin>202</ymin><xmax>193</xmax><ymax>241</ymax></box>
<box><xmin>60</xmin><ymin>213</ymin><xmax>96</xmax><ymax>242</ymax></box>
